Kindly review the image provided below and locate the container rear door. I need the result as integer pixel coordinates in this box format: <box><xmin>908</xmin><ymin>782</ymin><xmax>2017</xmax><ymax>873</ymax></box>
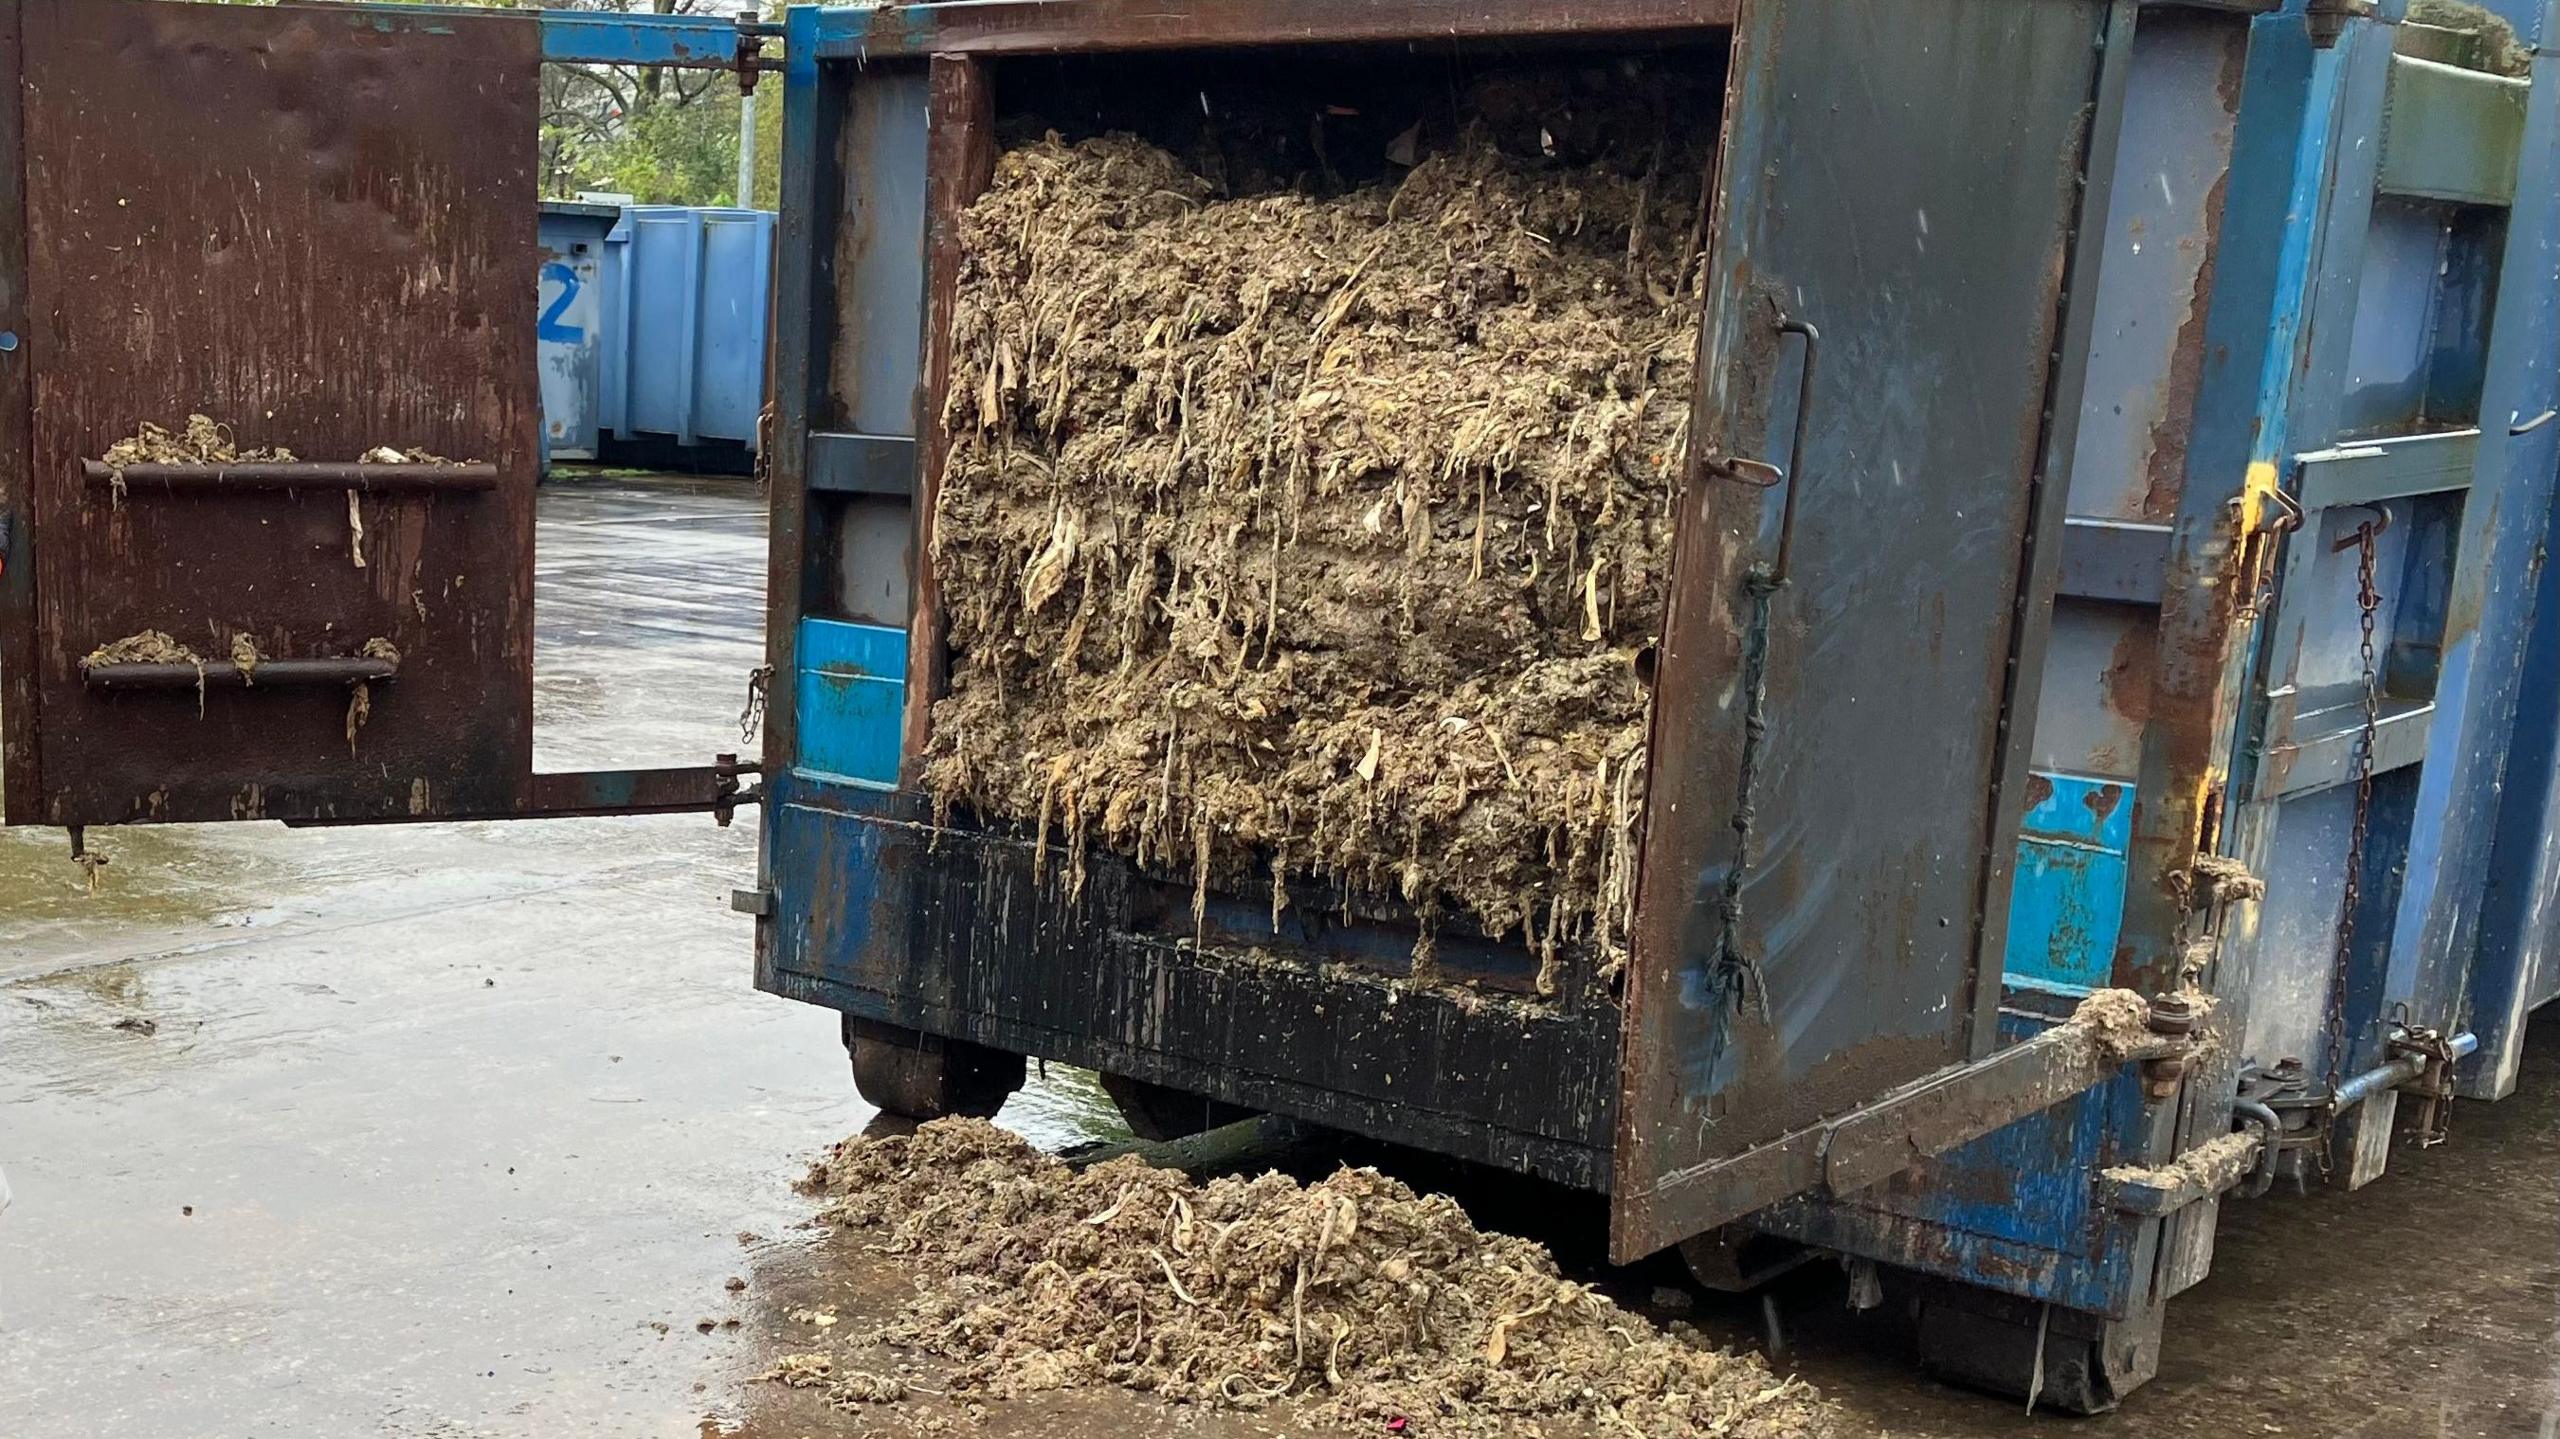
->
<box><xmin>0</xmin><ymin>0</ymin><xmax>546</xmax><ymax>826</ymax></box>
<box><xmin>1613</xmin><ymin>0</ymin><xmax>2113</xmax><ymax>1258</ymax></box>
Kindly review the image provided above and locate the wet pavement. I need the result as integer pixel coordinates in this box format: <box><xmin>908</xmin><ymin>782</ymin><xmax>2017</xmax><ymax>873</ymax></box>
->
<box><xmin>3</xmin><ymin>475</ymin><xmax>2555</xmax><ymax>1438</ymax></box>
<box><xmin>0</xmin><ymin>477</ymin><xmax>1123</xmax><ymax>1439</ymax></box>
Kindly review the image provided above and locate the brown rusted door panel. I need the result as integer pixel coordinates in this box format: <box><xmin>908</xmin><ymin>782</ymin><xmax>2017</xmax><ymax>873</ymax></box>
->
<box><xmin>5</xmin><ymin>0</ymin><xmax>540</xmax><ymax>826</ymax></box>
<box><xmin>1611</xmin><ymin>0</ymin><xmax>2108</xmax><ymax>1260</ymax></box>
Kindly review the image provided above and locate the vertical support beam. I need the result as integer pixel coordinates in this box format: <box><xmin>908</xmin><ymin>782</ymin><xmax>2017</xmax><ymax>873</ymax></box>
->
<box><xmin>0</xmin><ymin>0</ymin><xmax>35</xmax><ymax>825</ymax></box>
<box><xmin>2204</xmin><ymin>15</ymin><xmax>2396</xmax><ymax>1104</ymax></box>
<box><xmin>2458</xmin><ymin>3</ymin><xmax>2560</xmax><ymax>1099</ymax></box>
<box><xmin>763</xmin><ymin>7</ymin><xmax>833</xmax><ymax>792</ymax></box>
<box><xmin>2119</xmin><ymin>11</ymin><xmax>2371</xmax><ymax>1173</ymax></box>
<box><xmin>737</xmin><ymin>86</ymin><xmax>758</xmax><ymax>208</ymax></box>
<box><xmin>2120</xmin><ymin>17</ymin><xmax>2323</xmax><ymax>999</ymax></box>
<box><xmin>901</xmin><ymin>55</ymin><xmax>993</xmax><ymax>772</ymax></box>
<box><xmin>1965</xmin><ymin>0</ymin><xmax>2142</xmax><ymax>1060</ymax></box>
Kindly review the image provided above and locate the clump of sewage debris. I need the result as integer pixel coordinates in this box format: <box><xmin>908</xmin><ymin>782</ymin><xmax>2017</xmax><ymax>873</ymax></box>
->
<box><xmin>925</xmin><ymin>93</ymin><xmax>1708</xmax><ymax>985</ymax></box>
<box><xmin>782</xmin><ymin>1119</ymin><xmax>1839</xmax><ymax>1439</ymax></box>
<box><xmin>86</xmin><ymin>416</ymin><xmax>430</xmax><ymax>739</ymax></box>
<box><xmin>100</xmin><ymin>412</ymin><xmax>299</xmax><ymax>471</ymax></box>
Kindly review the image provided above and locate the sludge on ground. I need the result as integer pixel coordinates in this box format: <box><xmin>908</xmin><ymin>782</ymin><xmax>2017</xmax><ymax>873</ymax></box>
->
<box><xmin>756</xmin><ymin>1118</ymin><xmax>1839</xmax><ymax>1439</ymax></box>
<box><xmin>924</xmin><ymin>68</ymin><xmax>1714</xmax><ymax>988</ymax></box>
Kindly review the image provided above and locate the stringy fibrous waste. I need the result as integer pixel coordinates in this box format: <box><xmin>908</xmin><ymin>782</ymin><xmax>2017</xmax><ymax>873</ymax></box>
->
<box><xmin>797</xmin><ymin>1119</ymin><xmax>1839</xmax><ymax>1439</ymax></box>
<box><xmin>924</xmin><ymin>116</ymin><xmax>1707</xmax><ymax>982</ymax></box>
<box><xmin>81</xmin><ymin>630</ymin><xmax>201</xmax><ymax>667</ymax></box>
<box><xmin>101</xmin><ymin>414</ymin><xmax>296</xmax><ymax>469</ymax></box>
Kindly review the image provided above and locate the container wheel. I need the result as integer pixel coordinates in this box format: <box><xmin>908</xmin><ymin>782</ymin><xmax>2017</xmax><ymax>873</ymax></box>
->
<box><xmin>1097</xmin><ymin>1072</ymin><xmax>1255</xmax><ymax>1142</ymax></box>
<box><xmin>1913</xmin><ymin>1289</ymin><xmax>2163</xmax><ymax>1414</ymax></box>
<box><xmin>842</xmin><ymin>1015</ymin><xmax>1025</xmax><ymax>1121</ymax></box>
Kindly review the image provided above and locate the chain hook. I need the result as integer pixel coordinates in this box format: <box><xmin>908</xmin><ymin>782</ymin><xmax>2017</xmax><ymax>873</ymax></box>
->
<box><xmin>739</xmin><ymin>664</ymin><xmax>774</xmax><ymax>745</ymax></box>
<box><xmin>2318</xmin><ymin>513</ymin><xmax>2386</xmax><ymax>1175</ymax></box>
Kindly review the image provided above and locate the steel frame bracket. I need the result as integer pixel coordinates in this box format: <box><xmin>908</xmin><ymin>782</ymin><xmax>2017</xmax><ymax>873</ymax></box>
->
<box><xmin>1645</xmin><ymin>1000</ymin><xmax>2192</xmax><ymax>1233</ymax></box>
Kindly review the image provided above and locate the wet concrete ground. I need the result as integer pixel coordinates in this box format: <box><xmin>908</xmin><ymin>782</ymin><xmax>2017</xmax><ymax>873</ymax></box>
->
<box><xmin>3</xmin><ymin>475</ymin><xmax>2554</xmax><ymax>1437</ymax></box>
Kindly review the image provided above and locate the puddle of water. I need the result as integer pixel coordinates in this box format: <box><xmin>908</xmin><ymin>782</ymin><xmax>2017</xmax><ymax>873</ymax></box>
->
<box><xmin>999</xmin><ymin>1065</ymin><xmax>1133</xmax><ymax>1151</ymax></box>
<box><xmin>0</xmin><ymin>823</ymin><xmax>274</xmax><ymax>944</ymax></box>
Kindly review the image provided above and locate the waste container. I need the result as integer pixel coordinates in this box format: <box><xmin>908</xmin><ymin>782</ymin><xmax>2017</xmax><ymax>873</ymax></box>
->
<box><xmin>599</xmin><ymin>204</ymin><xmax>776</xmax><ymax>459</ymax></box>
<box><xmin>536</xmin><ymin>200</ymin><xmax>617</xmax><ymax>464</ymax></box>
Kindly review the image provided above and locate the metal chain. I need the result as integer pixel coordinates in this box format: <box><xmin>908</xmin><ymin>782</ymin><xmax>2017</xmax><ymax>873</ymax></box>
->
<box><xmin>739</xmin><ymin>664</ymin><xmax>774</xmax><ymax>745</ymax></box>
<box><xmin>1710</xmin><ymin>564</ymin><xmax>1784</xmax><ymax>1020</ymax></box>
<box><xmin>2319</xmin><ymin>517</ymin><xmax>2384</xmax><ymax>1168</ymax></box>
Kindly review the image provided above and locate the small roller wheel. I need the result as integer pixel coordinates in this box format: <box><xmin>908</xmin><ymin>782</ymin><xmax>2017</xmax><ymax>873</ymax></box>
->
<box><xmin>1098</xmin><ymin>1072</ymin><xmax>1255</xmax><ymax>1142</ymax></box>
<box><xmin>842</xmin><ymin>1015</ymin><xmax>1024</xmax><ymax>1121</ymax></box>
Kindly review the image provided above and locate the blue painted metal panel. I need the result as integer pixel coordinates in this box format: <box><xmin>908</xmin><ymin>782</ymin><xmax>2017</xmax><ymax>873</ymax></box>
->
<box><xmin>536</xmin><ymin>202</ymin><xmax>614</xmax><ymax>463</ymax></box>
<box><xmin>1756</xmin><ymin>1011</ymin><xmax>2150</xmax><ymax>1316</ymax></box>
<box><xmin>602</xmin><ymin>206</ymin><xmax>777</xmax><ymax>452</ymax></box>
<box><xmin>2457</xmin><ymin>26</ymin><xmax>2560</xmax><ymax>1099</ymax></box>
<box><xmin>2005</xmin><ymin>773</ymin><xmax>2135</xmax><ymax>992</ymax></box>
<box><xmin>795</xmin><ymin>618</ymin><xmax>906</xmax><ymax>789</ymax></box>
<box><xmin>2381</xmin><ymin>27</ymin><xmax>2560</xmax><ymax>1086</ymax></box>
<box><xmin>540</xmin><ymin>11</ymin><xmax>744</xmax><ymax>68</ymax></box>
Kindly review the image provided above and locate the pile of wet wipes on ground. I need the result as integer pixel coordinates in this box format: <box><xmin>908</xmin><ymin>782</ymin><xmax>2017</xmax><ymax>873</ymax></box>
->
<box><xmin>771</xmin><ymin>1118</ymin><xmax>1840</xmax><ymax>1438</ymax></box>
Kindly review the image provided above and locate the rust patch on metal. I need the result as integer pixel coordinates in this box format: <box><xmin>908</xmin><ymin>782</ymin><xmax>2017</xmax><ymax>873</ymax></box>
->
<box><xmin>2024</xmin><ymin>772</ymin><xmax>2056</xmax><ymax>811</ymax></box>
<box><xmin>2139</xmin><ymin>164</ymin><xmax>2229</xmax><ymax>522</ymax></box>
<box><xmin>2103</xmin><ymin>618</ymin><xmax>2160</xmax><ymax>728</ymax></box>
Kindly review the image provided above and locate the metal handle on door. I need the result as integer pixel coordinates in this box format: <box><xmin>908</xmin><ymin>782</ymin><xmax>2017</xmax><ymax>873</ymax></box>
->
<box><xmin>1765</xmin><ymin>317</ymin><xmax>1821</xmax><ymax>585</ymax></box>
<box><xmin>1698</xmin><ymin>314</ymin><xmax>1822</xmax><ymax>583</ymax></box>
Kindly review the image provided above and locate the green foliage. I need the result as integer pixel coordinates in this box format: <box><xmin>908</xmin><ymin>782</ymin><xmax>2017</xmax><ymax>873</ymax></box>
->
<box><xmin>556</xmin><ymin>76</ymin><xmax>748</xmax><ymax>205</ymax></box>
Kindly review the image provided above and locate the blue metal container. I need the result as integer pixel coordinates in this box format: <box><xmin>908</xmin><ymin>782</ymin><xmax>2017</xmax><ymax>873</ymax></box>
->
<box><xmin>7</xmin><ymin>0</ymin><xmax>2558</xmax><ymax>1418</ymax></box>
<box><xmin>741</xmin><ymin>1</ymin><xmax>2560</xmax><ymax>1411</ymax></box>
<box><xmin>600</xmin><ymin>205</ymin><xmax>776</xmax><ymax>453</ymax></box>
<box><xmin>1749</xmin><ymin>0</ymin><xmax>2560</xmax><ymax>1406</ymax></box>
<box><xmin>536</xmin><ymin>200</ymin><xmax>617</xmax><ymax>463</ymax></box>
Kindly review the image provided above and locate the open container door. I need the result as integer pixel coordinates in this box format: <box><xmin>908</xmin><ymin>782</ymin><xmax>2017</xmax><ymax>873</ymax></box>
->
<box><xmin>0</xmin><ymin>0</ymin><xmax>744</xmax><ymax>828</ymax></box>
<box><xmin>1612</xmin><ymin>0</ymin><xmax>2121</xmax><ymax>1260</ymax></box>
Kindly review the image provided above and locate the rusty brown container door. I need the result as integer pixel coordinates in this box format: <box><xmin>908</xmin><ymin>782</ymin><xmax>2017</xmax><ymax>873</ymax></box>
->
<box><xmin>1611</xmin><ymin>0</ymin><xmax>2112</xmax><ymax>1260</ymax></box>
<box><xmin>0</xmin><ymin>0</ymin><xmax>541</xmax><ymax>826</ymax></box>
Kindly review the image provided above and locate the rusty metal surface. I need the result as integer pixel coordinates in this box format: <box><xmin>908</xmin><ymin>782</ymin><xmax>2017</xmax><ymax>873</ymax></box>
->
<box><xmin>820</xmin><ymin>0</ymin><xmax>1739</xmax><ymax>59</ymax></box>
<box><xmin>899</xmin><ymin>56</ymin><xmax>993</xmax><ymax>772</ymax></box>
<box><xmin>1612</xmin><ymin>0</ymin><xmax>2109</xmax><ymax>1262</ymax></box>
<box><xmin>16</xmin><ymin>0</ymin><xmax>541</xmax><ymax>825</ymax></box>
<box><xmin>0</xmin><ymin>1</ymin><xmax>35</xmax><ymax>824</ymax></box>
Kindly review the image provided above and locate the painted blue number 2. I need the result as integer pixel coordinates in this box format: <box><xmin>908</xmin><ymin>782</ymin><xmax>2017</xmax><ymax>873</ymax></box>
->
<box><xmin>538</xmin><ymin>262</ymin><xmax>586</xmax><ymax>345</ymax></box>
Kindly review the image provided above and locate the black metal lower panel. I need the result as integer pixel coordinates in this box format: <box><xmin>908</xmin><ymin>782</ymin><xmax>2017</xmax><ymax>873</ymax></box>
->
<box><xmin>757</xmin><ymin>778</ymin><xmax>1619</xmax><ymax>1188</ymax></box>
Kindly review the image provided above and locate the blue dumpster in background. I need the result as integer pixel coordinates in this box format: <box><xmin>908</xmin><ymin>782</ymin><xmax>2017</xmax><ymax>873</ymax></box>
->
<box><xmin>536</xmin><ymin>200</ymin><xmax>616</xmax><ymax>463</ymax></box>
<box><xmin>599</xmin><ymin>205</ymin><xmax>776</xmax><ymax>458</ymax></box>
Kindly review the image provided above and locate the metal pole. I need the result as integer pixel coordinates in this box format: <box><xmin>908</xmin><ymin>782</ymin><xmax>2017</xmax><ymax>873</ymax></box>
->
<box><xmin>736</xmin><ymin>85</ymin><xmax>757</xmax><ymax>207</ymax></box>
